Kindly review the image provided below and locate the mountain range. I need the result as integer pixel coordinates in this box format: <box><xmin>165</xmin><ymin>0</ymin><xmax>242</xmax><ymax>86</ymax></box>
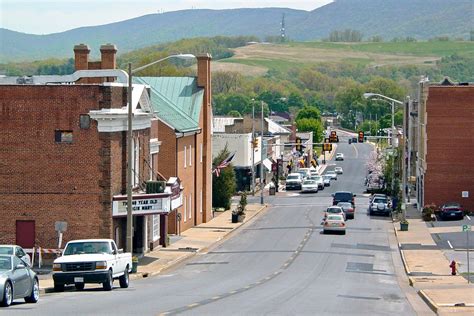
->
<box><xmin>1</xmin><ymin>0</ymin><xmax>472</xmax><ymax>62</ymax></box>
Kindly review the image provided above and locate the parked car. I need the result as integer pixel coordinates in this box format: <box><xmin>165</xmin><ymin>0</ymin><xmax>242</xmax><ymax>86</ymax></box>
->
<box><xmin>52</xmin><ymin>239</ymin><xmax>132</xmax><ymax>292</ymax></box>
<box><xmin>323</xmin><ymin>214</ymin><xmax>346</xmax><ymax>235</ymax></box>
<box><xmin>309</xmin><ymin>175</ymin><xmax>324</xmax><ymax>190</ymax></box>
<box><xmin>301</xmin><ymin>179</ymin><xmax>319</xmax><ymax>193</ymax></box>
<box><xmin>369</xmin><ymin>196</ymin><xmax>392</xmax><ymax>216</ymax></box>
<box><xmin>326</xmin><ymin>171</ymin><xmax>338</xmax><ymax>180</ymax></box>
<box><xmin>0</xmin><ymin>245</ymin><xmax>31</xmax><ymax>267</ymax></box>
<box><xmin>0</xmin><ymin>255</ymin><xmax>39</xmax><ymax>307</ymax></box>
<box><xmin>321</xmin><ymin>175</ymin><xmax>331</xmax><ymax>186</ymax></box>
<box><xmin>285</xmin><ymin>173</ymin><xmax>303</xmax><ymax>190</ymax></box>
<box><xmin>324</xmin><ymin>206</ymin><xmax>346</xmax><ymax>220</ymax></box>
<box><xmin>335</xmin><ymin>153</ymin><xmax>344</xmax><ymax>161</ymax></box>
<box><xmin>332</xmin><ymin>191</ymin><xmax>356</xmax><ymax>207</ymax></box>
<box><xmin>297</xmin><ymin>168</ymin><xmax>311</xmax><ymax>179</ymax></box>
<box><xmin>334</xmin><ymin>167</ymin><xmax>343</xmax><ymax>174</ymax></box>
<box><xmin>337</xmin><ymin>202</ymin><xmax>355</xmax><ymax>219</ymax></box>
<box><xmin>439</xmin><ymin>202</ymin><xmax>464</xmax><ymax>220</ymax></box>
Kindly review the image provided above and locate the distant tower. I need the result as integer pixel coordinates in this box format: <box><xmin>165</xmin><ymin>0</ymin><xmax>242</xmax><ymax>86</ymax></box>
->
<box><xmin>280</xmin><ymin>13</ymin><xmax>286</xmax><ymax>42</ymax></box>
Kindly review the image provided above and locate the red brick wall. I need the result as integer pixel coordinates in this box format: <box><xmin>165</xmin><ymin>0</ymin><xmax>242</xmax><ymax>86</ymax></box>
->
<box><xmin>0</xmin><ymin>84</ymin><xmax>149</xmax><ymax>249</ymax></box>
<box><xmin>424</xmin><ymin>86</ymin><xmax>474</xmax><ymax>211</ymax></box>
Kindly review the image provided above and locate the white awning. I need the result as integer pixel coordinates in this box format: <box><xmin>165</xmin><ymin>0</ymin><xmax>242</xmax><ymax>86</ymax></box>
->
<box><xmin>263</xmin><ymin>158</ymin><xmax>273</xmax><ymax>171</ymax></box>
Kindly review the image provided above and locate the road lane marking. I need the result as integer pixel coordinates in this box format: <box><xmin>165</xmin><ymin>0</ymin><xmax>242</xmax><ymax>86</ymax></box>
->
<box><xmin>188</xmin><ymin>303</ymin><xmax>200</xmax><ymax>308</ymax></box>
<box><xmin>352</xmin><ymin>144</ymin><xmax>359</xmax><ymax>159</ymax></box>
<box><xmin>447</xmin><ymin>240</ymin><xmax>453</xmax><ymax>249</ymax></box>
<box><xmin>467</xmin><ymin>215</ymin><xmax>471</xmax><ymax>220</ymax></box>
<box><xmin>212</xmin><ymin>296</ymin><xmax>221</xmax><ymax>300</ymax></box>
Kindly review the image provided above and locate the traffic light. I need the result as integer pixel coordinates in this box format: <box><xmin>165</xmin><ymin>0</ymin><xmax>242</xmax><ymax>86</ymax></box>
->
<box><xmin>251</xmin><ymin>138</ymin><xmax>259</xmax><ymax>148</ymax></box>
<box><xmin>295</xmin><ymin>137</ymin><xmax>302</xmax><ymax>152</ymax></box>
<box><xmin>358</xmin><ymin>131</ymin><xmax>364</xmax><ymax>143</ymax></box>
<box><xmin>322</xmin><ymin>143</ymin><xmax>333</xmax><ymax>152</ymax></box>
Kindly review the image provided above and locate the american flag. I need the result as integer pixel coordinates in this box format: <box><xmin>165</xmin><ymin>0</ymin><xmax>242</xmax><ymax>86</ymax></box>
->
<box><xmin>212</xmin><ymin>152</ymin><xmax>235</xmax><ymax>177</ymax></box>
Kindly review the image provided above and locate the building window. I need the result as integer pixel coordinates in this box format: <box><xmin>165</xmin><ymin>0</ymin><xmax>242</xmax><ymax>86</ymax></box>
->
<box><xmin>200</xmin><ymin>189</ymin><xmax>203</xmax><ymax>213</ymax></box>
<box><xmin>200</xmin><ymin>143</ymin><xmax>203</xmax><ymax>163</ymax></box>
<box><xmin>152</xmin><ymin>214</ymin><xmax>160</xmax><ymax>242</ymax></box>
<box><xmin>55</xmin><ymin>130</ymin><xmax>73</xmax><ymax>143</ymax></box>
<box><xmin>184</xmin><ymin>146</ymin><xmax>187</xmax><ymax>168</ymax></box>
<box><xmin>189</xmin><ymin>145</ymin><xmax>192</xmax><ymax>166</ymax></box>
<box><xmin>189</xmin><ymin>194</ymin><xmax>192</xmax><ymax>219</ymax></box>
<box><xmin>150</xmin><ymin>153</ymin><xmax>156</xmax><ymax>180</ymax></box>
<box><xmin>183</xmin><ymin>195</ymin><xmax>187</xmax><ymax>222</ymax></box>
<box><xmin>79</xmin><ymin>114</ymin><xmax>91</xmax><ymax>129</ymax></box>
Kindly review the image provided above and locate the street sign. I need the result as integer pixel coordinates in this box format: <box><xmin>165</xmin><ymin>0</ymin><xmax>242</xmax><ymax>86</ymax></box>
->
<box><xmin>54</xmin><ymin>221</ymin><xmax>68</xmax><ymax>232</ymax></box>
<box><xmin>462</xmin><ymin>224</ymin><xmax>471</xmax><ymax>232</ymax></box>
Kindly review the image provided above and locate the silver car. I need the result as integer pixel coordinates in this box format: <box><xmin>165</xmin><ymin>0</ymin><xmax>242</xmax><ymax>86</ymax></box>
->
<box><xmin>0</xmin><ymin>245</ymin><xmax>31</xmax><ymax>267</ymax></box>
<box><xmin>0</xmin><ymin>255</ymin><xmax>39</xmax><ymax>307</ymax></box>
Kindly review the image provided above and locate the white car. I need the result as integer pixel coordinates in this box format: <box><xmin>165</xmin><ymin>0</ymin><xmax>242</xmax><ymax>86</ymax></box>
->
<box><xmin>309</xmin><ymin>175</ymin><xmax>324</xmax><ymax>189</ymax></box>
<box><xmin>334</xmin><ymin>167</ymin><xmax>343</xmax><ymax>174</ymax></box>
<box><xmin>0</xmin><ymin>245</ymin><xmax>31</xmax><ymax>267</ymax></box>
<box><xmin>324</xmin><ymin>206</ymin><xmax>345</xmax><ymax>220</ymax></box>
<box><xmin>335</xmin><ymin>153</ymin><xmax>344</xmax><ymax>161</ymax></box>
<box><xmin>53</xmin><ymin>239</ymin><xmax>132</xmax><ymax>292</ymax></box>
<box><xmin>322</xmin><ymin>175</ymin><xmax>332</xmax><ymax>186</ymax></box>
<box><xmin>301</xmin><ymin>179</ymin><xmax>318</xmax><ymax>193</ymax></box>
<box><xmin>323</xmin><ymin>214</ymin><xmax>346</xmax><ymax>234</ymax></box>
<box><xmin>326</xmin><ymin>171</ymin><xmax>337</xmax><ymax>180</ymax></box>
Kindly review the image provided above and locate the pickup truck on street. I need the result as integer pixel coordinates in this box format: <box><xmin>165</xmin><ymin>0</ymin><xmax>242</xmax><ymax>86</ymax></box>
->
<box><xmin>52</xmin><ymin>239</ymin><xmax>132</xmax><ymax>292</ymax></box>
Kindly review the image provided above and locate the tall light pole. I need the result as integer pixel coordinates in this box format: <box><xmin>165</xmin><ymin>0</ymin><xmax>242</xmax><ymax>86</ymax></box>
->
<box><xmin>260</xmin><ymin>100</ymin><xmax>265</xmax><ymax>205</ymax></box>
<box><xmin>363</xmin><ymin>93</ymin><xmax>404</xmax><ymax>217</ymax></box>
<box><xmin>126</xmin><ymin>54</ymin><xmax>195</xmax><ymax>253</ymax></box>
<box><xmin>251</xmin><ymin>101</ymin><xmax>255</xmax><ymax>196</ymax></box>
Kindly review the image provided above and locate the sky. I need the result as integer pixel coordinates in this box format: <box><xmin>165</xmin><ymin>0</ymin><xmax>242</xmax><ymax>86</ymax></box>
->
<box><xmin>0</xmin><ymin>0</ymin><xmax>333</xmax><ymax>35</ymax></box>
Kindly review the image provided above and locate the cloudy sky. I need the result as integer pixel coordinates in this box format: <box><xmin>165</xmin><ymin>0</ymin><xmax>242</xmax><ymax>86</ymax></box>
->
<box><xmin>1</xmin><ymin>0</ymin><xmax>333</xmax><ymax>34</ymax></box>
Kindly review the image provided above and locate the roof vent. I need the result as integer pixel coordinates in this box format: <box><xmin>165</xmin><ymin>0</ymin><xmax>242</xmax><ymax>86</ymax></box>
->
<box><xmin>16</xmin><ymin>76</ymin><xmax>34</xmax><ymax>84</ymax></box>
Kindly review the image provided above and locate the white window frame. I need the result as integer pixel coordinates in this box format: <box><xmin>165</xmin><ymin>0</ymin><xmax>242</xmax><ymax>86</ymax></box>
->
<box><xmin>183</xmin><ymin>195</ymin><xmax>187</xmax><ymax>222</ymax></box>
<box><xmin>200</xmin><ymin>189</ymin><xmax>203</xmax><ymax>213</ymax></box>
<box><xmin>184</xmin><ymin>145</ymin><xmax>187</xmax><ymax>168</ymax></box>
<box><xmin>189</xmin><ymin>145</ymin><xmax>192</xmax><ymax>166</ymax></box>
<box><xmin>200</xmin><ymin>143</ymin><xmax>203</xmax><ymax>163</ymax></box>
<box><xmin>189</xmin><ymin>194</ymin><xmax>192</xmax><ymax>219</ymax></box>
<box><xmin>132</xmin><ymin>137</ymin><xmax>140</xmax><ymax>187</ymax></box>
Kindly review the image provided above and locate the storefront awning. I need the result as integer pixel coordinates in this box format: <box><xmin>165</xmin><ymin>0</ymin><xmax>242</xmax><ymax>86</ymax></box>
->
<box><xmin>263</xmin><ymin>158</ymin><xmax>273</xmax><ymax>171</ymax></box>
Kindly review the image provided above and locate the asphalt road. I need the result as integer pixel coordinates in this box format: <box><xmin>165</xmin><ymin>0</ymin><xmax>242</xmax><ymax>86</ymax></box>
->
<box><xmin>6</xmin><ymin>139</ymin><xmax>418</xmax><ymax>315</ymax></box>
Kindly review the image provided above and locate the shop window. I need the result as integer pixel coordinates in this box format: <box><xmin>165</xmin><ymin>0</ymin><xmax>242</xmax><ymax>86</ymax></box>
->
<box><xmin>55</xmin><ymin>130</ymin><xmax>73</xmax><ymax>143</ymax></box>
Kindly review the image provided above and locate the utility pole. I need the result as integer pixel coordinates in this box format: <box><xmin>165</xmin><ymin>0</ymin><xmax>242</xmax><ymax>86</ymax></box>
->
<box><xmin>260</xmin><ymin>101</ymin><xmax>264</xmax><ymax>205</ymax></box>
<box><xmin>280</xmin><ymin>13</ymin><xmax>286</xmax><ymax>42</ymax></box>
<box><xmin>407</xmin><ymin>98</ymin><xmax>412</xmax><ymax>203</ymax></box>
<box><xmin>391</xmin><ymin>101</ymin><xmax>395</xmax><ymax>198</ymax></box>
<box><xmin>251</xmin><ymin>102</ymin><xmax>255</xmax><ymax>196</ymax></box>
<box><xmin>126</xmin><ymin>63</ymin><xmax>133</xmax><ymax>253</ymax></box>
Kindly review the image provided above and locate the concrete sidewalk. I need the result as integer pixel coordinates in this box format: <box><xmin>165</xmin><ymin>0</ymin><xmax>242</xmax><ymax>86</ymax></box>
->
<box><xmin>394</xmin><ymin>203</ymin><xmax>474</xmax><ymax>314</ymax></box>
<box><xmin>38</xmin><ymin>203</ymin><xmax>267</xmax><ymax>293</ymax></box>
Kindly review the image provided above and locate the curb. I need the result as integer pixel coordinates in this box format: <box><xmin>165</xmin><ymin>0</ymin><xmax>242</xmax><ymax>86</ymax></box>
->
<box><xmin>393</xmin><ymin>226</ymin><xmax>412</xmax><ymax>276</ymax></box>
<box><xmin>418</xmin><ymin>290</ymin><xmax>438</xmax><ymax>314</ymax></box>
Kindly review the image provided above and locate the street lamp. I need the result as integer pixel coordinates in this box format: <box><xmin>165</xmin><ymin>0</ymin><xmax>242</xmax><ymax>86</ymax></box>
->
<box><xmin>126</xmin><ymin>54</ymin><xmax>195</xmax><ymax>253</ymax></box>
<box><xmin>363</xmin><ymin>93</ymin><xmax>406</xmax><ymax>217</ymax></box>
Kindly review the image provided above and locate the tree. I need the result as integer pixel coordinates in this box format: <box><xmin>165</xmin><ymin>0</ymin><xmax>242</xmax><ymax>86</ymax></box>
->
<box><xmin>212</xmin><ymin>146</ymin><xmax>236</xmax><ymax>210</ymax></box>
<box><xmin>212</xmin><ymin>71</ymin><xmax>243</xmax><ymax>94</ymax></box>
<box><xmin>296</xmin><ymin>105</ymin><xmax>321</xmax><ymax>121</ymax></box>
<box><xmin>227</xmin><ymin>110</ymin><xmax>241</xmax><ymax>117</ymax></box>
<box><xmin>296</xmin><ymin>118</ymin><xmax>324</xmax><ymax>143</ymax></box>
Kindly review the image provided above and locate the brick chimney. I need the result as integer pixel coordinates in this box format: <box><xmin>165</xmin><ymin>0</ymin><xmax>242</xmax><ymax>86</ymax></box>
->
<box><xmin>74</xmin><ymin>44</ymin><xmax>90</xmax><ymax>71</ymax></box>
<box><xmin>196</xmin><ymin>53</ymin><xmax>213</xmax><ymax>224</ymax></box>
<box><xmin>100</xmin><ymin>44</ymin><xmax>117</xmax><ymax>69</ymax></box>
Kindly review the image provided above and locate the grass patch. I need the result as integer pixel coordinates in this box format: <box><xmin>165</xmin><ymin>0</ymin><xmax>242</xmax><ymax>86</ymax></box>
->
<box><xmin>220</xmin><ymin>58</ymin><xmax>308</xmax><ymax>72</ymax></box>
<box><xmin>288</xmin><ymin>41</ymin><xmax>474</xmax><ymax>57</ymax></box>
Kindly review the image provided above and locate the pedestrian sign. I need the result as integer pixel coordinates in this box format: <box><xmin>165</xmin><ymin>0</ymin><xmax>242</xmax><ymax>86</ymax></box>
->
<box><xmin>462</xmin><ymin>224</ymin><xmax>471</xmax><ymax>232</ymax></box>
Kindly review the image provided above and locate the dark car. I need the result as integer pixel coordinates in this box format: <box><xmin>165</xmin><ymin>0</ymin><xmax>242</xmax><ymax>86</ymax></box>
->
<box><xmin>332</xmin><ymin>191</ymin><xmax>356</xmax><ymax>207</ymax></box>
<box><xmin>439</xmin><ymin>202</ymin><xmax>464</xmax><ymax>220</ymax></box>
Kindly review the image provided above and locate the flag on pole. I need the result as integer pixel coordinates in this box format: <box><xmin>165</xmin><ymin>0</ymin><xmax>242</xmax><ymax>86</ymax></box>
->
<box><xmin>212</xmin><ymin>152</ymin><xmax>235</xmax><ymax>177</ymax></box>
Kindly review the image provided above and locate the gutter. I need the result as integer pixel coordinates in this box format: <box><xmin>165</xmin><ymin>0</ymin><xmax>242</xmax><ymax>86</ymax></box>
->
<box><xmin>15</xmin><ymin>69</ymin><xmax>129</xmax><ymax>85</ymax></box>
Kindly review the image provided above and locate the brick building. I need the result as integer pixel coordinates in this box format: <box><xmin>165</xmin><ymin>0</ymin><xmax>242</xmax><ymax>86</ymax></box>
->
<box><xmin>0</xmin><ymin>44</ymin><xmax>213</xmax><ymax>253</ymax></box>
<box><xmin>415</xmin><ymin>78</ymin><xmax>474</xmax><ymax>211</ymax></box>
<box><xmin>135</xmin><ymin>54</ymin><xmax>213</xmax><ymax>234</ymax></box>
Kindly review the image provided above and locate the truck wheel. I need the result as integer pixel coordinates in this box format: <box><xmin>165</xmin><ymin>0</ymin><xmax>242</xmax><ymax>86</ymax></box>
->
<box><xmin>1</xmin><ymin>281</ymin><xmax>13</xmax><ymax>307</ymax></box>
<box><xmin>75</xmin><ymin>283</ymin><xmax>85</xmax><ymax>291</ymax></box>
<box><xmin>119</xmin><ymin>267</ymin><xmax>129</xmax><ymax>288</ymax></box>
<box><xmin>25</xmin><ymin>278</ymin><xmax>39</xmax><ymax>303</ymax></box>
<box><xmin>54</xmin><ymin>283</ymin><xmax>64</xmax><ymax>292</ymax></box>
<box><xmin>103</xmin><ymin>270</ymin><xmax>113</xmax><ymax>291</ymax></box>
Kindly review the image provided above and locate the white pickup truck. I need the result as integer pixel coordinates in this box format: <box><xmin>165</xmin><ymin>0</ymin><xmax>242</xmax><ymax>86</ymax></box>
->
<box><xmin>52</xmin><ymin>239</ymin><xmax>132</xmax><ymax>291</ymax></box>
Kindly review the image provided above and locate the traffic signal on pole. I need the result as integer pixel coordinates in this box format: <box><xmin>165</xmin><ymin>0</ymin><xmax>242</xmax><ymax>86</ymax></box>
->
<box><xmin>295</xmin><ymin>137</ymin><xmax>302</xmax><ymax>152</ymax></box>
<box><xmin>251</xmin><ymin>138</ymin><xmax>259</xmax><ymax>148</ymax></box>
<box><xmin>322</xmin><ymin>143</ymin><xmax>332</xmax><ymax>152</ymax></box>
<box><xmin>358</xmin><ymin>131</ymin><xmax>364</xmax><ymax>143</ymax></box>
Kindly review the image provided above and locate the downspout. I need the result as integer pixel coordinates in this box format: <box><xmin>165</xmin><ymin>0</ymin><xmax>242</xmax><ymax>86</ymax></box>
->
<box><xmin>193</xmin><ymin>129</ymin><xmax>202</xmax><ymax>226</ymax></box>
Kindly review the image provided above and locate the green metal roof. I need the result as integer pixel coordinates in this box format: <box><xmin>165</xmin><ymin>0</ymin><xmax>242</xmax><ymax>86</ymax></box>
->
<box><xmin>134</xmin><ymin>77</ymin><xmax>204</xmax><ymax>133</ymax></box>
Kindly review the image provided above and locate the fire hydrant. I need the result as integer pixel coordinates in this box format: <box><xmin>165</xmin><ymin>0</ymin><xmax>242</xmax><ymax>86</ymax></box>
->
<box><xmin>449</xmin><ymin>260</ymin><xmax>457</xmax><ymax>275</ymax></box>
